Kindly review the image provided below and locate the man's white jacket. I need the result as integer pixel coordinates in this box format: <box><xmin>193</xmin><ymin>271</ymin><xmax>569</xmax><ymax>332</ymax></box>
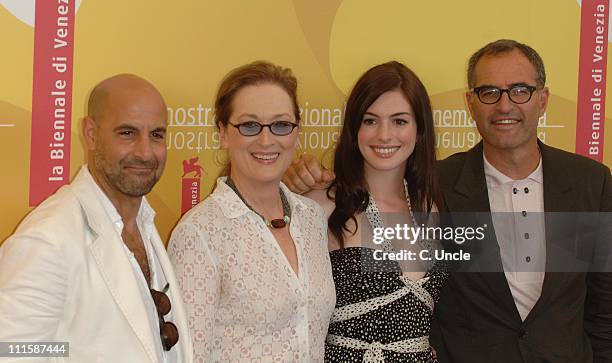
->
<box><xmin>0</xmin><ymin>167</ymin><xmax>193</xmax><ymax>362</ymax></box>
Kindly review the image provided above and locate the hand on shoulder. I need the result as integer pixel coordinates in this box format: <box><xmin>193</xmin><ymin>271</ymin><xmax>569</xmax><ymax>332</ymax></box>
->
<box><xmin>282</xmin><ymin>154</ymin><xmax>335</xmax><ymax>194</ymax></box>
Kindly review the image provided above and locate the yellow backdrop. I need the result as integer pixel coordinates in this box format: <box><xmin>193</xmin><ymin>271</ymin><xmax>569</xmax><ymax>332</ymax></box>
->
<box><xmin>0</xmin><ymin>0</ymin><xmax>610</xmax><ymax>243</ymax></box>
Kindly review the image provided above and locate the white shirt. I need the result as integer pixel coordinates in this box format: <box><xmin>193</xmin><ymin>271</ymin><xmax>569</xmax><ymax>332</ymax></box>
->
<box><xmin>484</xmin><ymin>155</ymin><xmax>546</xmax><ymax>321</ymax></box>
<box><xmin>168</xmin><ymin>178</ymin><xmax>336</xmax><ymax>363</ymax></box>
<box><xmin>92</xmin><ymin>172</ymin><xmax>176</xmax><ymax>363</ymax></box>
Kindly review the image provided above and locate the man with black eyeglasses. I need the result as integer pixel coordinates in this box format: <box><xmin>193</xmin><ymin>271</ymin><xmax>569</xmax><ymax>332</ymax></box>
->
<box><xmin>282</xmin><ymin>39</ymin><xmax>611</xmax><ymax>362</ymax></box>
<box><xmin>0</xmin><ymin>74</ymin><xmax>193</xmax><ymax>362</ymax></box>
<box><xmin>429</xmin><ymin>39</ymin><xmax>612</xmax><ymax>363</ymax></box>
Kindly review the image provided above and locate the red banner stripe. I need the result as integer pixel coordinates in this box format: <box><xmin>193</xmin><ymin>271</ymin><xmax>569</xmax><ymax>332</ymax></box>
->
<box><xmin>576</xmin><ymin>0</ymin><xmax>609</xmax><ymax>161</ymax></box>
<box><xmin>29</xmin><ymin>0</ymin><xmax>76</xmax><ymax>206</ymax></box>
<box><xmin>181</xmin><ymin>178</ymin><xmax>201</xmax><ymax>215</ymax></box>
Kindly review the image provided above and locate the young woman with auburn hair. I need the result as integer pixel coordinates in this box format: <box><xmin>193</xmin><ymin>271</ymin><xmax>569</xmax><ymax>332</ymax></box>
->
<box><xmin>306</xmin><ymin>61</ymin><xmax>447</xmax><ymax>362</ymax></box>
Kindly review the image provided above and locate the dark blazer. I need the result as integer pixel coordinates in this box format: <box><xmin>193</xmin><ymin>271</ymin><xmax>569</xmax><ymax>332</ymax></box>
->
<box><xmin>430</xmin><ymin>141</ymin><xmax>612</xmax><ymax>363</ymax></box>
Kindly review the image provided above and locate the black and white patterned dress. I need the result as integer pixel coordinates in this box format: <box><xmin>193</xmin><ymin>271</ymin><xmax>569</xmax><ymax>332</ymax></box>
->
<box><xmin>324</xmin><ymin>247</ymin><xmax>447</xmax><ymax>362</ymax></box>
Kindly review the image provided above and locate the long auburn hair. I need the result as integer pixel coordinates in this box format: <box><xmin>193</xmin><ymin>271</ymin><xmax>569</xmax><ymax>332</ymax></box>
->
<box><xmin>328</xmin><ymin>61</ymin><xmax>443</xmax><ymax>248</ymax></box>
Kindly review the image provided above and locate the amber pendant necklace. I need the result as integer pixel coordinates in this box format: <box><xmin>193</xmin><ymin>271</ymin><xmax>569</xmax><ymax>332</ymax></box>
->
<box><xmin>226</xmin><ymin>177</ymin><xmax>291</xmax><ymax>229</ymax></box>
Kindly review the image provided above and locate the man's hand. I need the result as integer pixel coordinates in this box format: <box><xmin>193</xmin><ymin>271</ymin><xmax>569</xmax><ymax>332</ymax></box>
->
<box><xmin>282</xmin><ymin>154</ymin><xmax>335</xmax><ymax>194</ymax></box>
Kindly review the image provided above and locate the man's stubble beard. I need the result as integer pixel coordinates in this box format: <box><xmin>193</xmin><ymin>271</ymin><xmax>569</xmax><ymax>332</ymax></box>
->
<box><xmin>93</xmin><ymin>148</ymin><xmax>163</xmax><ymax>197</ymax></box>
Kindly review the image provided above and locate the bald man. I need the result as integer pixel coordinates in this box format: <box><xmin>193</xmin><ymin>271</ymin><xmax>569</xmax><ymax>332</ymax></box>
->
<box><xmin>0</xmin><ymin>75</ymin><xmax>193</xmax><ymax>363</ymax></box>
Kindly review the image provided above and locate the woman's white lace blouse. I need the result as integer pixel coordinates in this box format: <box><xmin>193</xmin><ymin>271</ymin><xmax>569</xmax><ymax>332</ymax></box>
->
<box><xmin>168</xmin><ymin>178</ymin><xmax>336</xmax><ymax>362</ymax></box>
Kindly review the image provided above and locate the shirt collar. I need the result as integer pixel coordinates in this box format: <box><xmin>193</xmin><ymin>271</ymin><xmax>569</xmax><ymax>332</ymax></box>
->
<box><xmin>483</xmin><ymin>153</ymin><xmax>543</xmax><ymax>188</ymax></box>
<box><xmin>83</xmin><ymin>165</ymin><xmax>156</xmax><ymax>228</ymax></box>
<box><xmin>212</xmin><ymin>176</ymin><xmax>308</xmax><ymax>219</ymax></box>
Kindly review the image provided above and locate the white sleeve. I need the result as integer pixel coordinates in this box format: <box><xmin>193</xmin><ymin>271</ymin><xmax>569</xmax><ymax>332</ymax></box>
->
<box><xmin>168</xmin><ymin>221</ymin><xmax>219</xmax><ymax>363</ymax></box>
<box><xmin>0</xmin><ymin>232</ymin><xmax>67</xmax><ymax>346</ymax></box>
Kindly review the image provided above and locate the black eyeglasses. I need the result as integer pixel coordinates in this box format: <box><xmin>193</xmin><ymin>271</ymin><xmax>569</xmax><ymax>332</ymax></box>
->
<box><xmin>150</xmin><ymin>283</ymin><xmax>179</xmax><ymax>351</ymax></box>
<box><xmin>229</xmin><ymin>121</ymin><xmax>299</xmax><ymax>136</ymax></box>
<box><xmin>472</xmin><ymin>85</ymin><xmax>538</xmax><ymax>104</ymax></box>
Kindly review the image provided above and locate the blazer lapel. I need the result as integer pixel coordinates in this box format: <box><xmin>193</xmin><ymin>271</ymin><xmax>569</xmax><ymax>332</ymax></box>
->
<box><xmin>525</xmin><ymin>141</ymin><xmax>573</xmax><ymax>320</ymax></box>
<box><xmin>450</xmin><ymin>143</ymin><xmax>489</xmax><ymax>212</ymax></box>
<box><xmin>70</xmin><ymin>169</ymin><xmax>158</xmax><ymax>362</ymax></box>
<box><xmin>452</xmin><ymin>143</ymin><xmax>521</xmax><ymax>322</ymax></box>
<box><xmin>540</xmin><ymin>141</ymin><xmax>575</xmax><ymax>213</ymax></box>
